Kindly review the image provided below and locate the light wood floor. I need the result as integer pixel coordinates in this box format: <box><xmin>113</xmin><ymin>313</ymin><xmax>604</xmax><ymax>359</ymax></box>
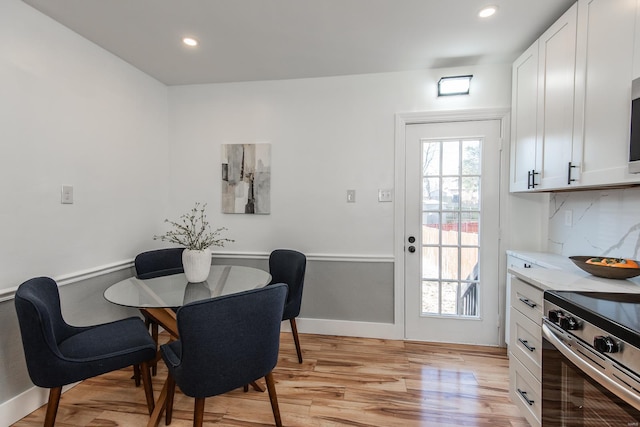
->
<box><xmin>12</xmin><ymin>333</ymin><xmax>529</xmax><ymax>427</ymax></box>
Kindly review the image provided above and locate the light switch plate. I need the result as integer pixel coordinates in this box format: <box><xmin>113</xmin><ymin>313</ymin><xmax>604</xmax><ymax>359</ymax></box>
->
<box><xmin>61</xmin><ymin>185</ymin><xmax>74</xmax><ymax>204</ymax></box>
<box><xmin>347</xmin><ymin>190</ymin><xmax>356</xmax><ymax>203</ymax></box>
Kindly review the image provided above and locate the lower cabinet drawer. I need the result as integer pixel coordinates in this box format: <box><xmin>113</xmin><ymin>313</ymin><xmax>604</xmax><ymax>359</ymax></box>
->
<box><xmin>509</xmin><ymin>355</ymin><xmax>541</xmax><ymax>427</ymax></box>
<box><xmin>510</xmin><ymin>277</ymin><xmax>543</xmax><ymax>324</ymax></box>
<box><xmin>510</xmin><ymin>308</ymin><xmax>542</xmax><ymax>379</ymax></box>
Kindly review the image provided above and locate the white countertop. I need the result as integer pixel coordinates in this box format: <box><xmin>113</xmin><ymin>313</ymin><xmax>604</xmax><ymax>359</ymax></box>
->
<box><xmin>507</xmin><ymin>251</ymin><xmax>640</xmax><ymax>293</ymax></box>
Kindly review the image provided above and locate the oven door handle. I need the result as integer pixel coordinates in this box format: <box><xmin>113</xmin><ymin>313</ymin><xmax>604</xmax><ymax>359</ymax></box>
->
<box><xmin>542</xmin><ymin>323</ymin><xmax>640</xmax><ymax>410</ymax></box>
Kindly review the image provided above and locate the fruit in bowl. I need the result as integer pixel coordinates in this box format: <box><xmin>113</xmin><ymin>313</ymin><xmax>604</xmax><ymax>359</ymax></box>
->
<box><xmin>569</xmin><ymin>256</ymin><xmax>640</xmax><ymax>279</ymax></box>
<box><xmin>585</xmin><ymin>257</ymin><xmax>639</xmax><ymax>268</ymax></box>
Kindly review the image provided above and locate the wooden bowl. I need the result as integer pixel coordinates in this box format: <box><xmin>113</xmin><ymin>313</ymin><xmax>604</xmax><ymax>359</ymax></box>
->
<box><xmin>569</xmin><ymin>256</ymin><xmax>640</xmax><ymax>280</ymax></box>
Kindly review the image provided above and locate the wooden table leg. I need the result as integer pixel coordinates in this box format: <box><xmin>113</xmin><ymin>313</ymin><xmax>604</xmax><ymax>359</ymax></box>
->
<box><xmin>250</xmin><ymin>381</ymin><xmax>265</xmax><ymax>392</ymax></box>
<box><xmin>146</xmin><ymin>377</ymin><xmax>169</xmax><ymax>427</ymax></box>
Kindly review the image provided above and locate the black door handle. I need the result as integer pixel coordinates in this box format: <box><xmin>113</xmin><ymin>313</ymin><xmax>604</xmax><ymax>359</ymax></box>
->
<box><xmin>408</xmin><ymin>246</ymin><xmax>416</xmax><ymax>253</ymax></box>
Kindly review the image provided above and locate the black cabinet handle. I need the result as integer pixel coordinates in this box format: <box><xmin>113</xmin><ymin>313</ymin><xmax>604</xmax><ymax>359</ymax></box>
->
<box><xmin>567</xmin><ymin>162</ymin><xmax>577</xmax><ymax>185</ymax></box>
<box><xmin>518</xmin><ymin>338</ymin><xmax>536</xmax><ymax>352</ymax></box>
<box><xmin>518</xmin><ymin>297</ymin><xmax>537</xmax><ymax>308</ymax></box>
<box><xmin>531</xmin><ymin>169</ymin><xmax>539</xmax><ymax>188</ymax></box>
<box><xmin>517</xmin><ymin>388</ymin><xmax>535</xmax><ymax>406</ymax></box>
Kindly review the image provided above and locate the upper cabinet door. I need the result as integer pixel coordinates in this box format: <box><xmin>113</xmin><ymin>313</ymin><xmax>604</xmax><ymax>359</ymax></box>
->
<box><xmin>574</xmin><ymin>0</ymin><xmax>637</xmax><ymax>187</ymax></box>
<box><xmin>510</xmin><ymin>41</ymin><xmax>539</xmax><ymax>192</ymax></box>
<box><xmin>536</xmin><ymin>3</ymin><xmax>578</xmax><ymax>190</ymax></box>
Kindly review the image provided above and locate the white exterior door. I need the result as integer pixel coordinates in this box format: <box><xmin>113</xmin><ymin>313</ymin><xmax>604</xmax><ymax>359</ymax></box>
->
<box><xmin>404</xmin><ymin>119</ymin><xmax>502</xmax><ymax>345</ymax></box>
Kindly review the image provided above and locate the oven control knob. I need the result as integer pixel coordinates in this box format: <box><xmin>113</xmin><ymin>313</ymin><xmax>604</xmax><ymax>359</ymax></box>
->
<box><xmin>594</xmin><ymin>336</ymin><xmax>619</xmax><ymax>353</ymax></box>
<box><xmin>559</xmin><ymin>316</ymin><xmax>579</xmax><ymax>331</ymax></box>
<box><xmin>548</xmin><ymin>310</ymin><xmax>563</xmax><ymax>323</ymax></box>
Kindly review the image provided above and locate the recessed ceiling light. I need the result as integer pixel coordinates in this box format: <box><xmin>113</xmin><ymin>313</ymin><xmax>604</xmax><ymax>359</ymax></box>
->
<box><xmin>478</xmin><ymin>5</ymin><xmax>498</xmax><ymax>18</ymax></box>
<box><xmin>182</xmin><ymin>37</ymin><xmax>198</xmax><ymax>47</ymax></box>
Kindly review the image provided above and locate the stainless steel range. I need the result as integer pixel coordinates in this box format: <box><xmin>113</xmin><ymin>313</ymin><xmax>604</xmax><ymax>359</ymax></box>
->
<box><xmin>542</xmin><ymin>290</ymin><xmax>640</xmax><ymax>426</ymax></box>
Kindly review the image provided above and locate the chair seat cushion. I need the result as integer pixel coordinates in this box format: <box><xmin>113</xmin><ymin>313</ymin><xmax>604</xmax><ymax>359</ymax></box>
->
<box><xmin>56</xmin><ymin>317</ymin><xmax>156</xmax><ymax>382</ymax></box>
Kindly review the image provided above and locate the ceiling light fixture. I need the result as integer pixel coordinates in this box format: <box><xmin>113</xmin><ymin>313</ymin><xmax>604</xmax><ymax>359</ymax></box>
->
<box><xmin>182</xmin><ymin>37</ymin><xmax>199</xmax><ymax>47</ymax></box>
<box><xmin>438</xmin><ymin>75</ymin><xmax>473</xmax><ymax>96</ymax></box>
<box><xmin>478</xmin><ymin>5</ymin><xmax>498</xmax><ymax>18</ymax></box>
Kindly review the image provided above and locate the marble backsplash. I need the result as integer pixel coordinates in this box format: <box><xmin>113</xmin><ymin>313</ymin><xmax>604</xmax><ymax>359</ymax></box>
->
<box><xmin>548</xmin><ymin>187</ymin><xmax>640</xmax><ymax>259</ymax></box>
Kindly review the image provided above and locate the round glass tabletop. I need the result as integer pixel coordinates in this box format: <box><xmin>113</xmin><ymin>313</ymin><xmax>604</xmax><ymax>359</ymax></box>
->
<box><xmin>104</xmin><ymin>265</ymin><xmax>272</xmax><ymax>308</ymax></box>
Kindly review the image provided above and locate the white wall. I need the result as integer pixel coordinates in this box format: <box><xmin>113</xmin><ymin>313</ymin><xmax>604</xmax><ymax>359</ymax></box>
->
<box><xmin>167</xmin><ymin>66</ymin><xmax>512</xmax><ymax>256</ymax></box>
<box><xmin>0</xmin><ymin>0</ymin><xmax>170</xmax><ymax>291</ymax></box>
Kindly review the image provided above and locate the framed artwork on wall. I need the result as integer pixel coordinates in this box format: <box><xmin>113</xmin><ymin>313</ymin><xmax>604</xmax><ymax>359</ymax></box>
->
<box><xmin>221</xmin><ymin>143</ymin><xmax>271</xmax><ymax>214</ymax></box>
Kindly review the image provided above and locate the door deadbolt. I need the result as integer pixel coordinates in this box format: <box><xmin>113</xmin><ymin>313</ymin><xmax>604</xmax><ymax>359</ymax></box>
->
<box><xmin>408</xmin><ymin>236</ymin><xmax>416</xmax><ymax>243</ymax></box>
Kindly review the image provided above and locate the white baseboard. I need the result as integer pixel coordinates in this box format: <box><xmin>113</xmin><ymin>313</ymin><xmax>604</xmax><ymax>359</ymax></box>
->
<box><xmin>290</xmin><ymin>317</ymin><xmax>403</xmax><ymax>340</ymax></box>
<box><xmin>0</xmin><ymin>383</ymin><xmax>77</xmax><ymax>426</ymax></box>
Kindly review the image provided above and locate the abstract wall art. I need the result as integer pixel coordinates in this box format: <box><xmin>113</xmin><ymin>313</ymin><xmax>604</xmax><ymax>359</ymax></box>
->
<box><xmin>221</xmin><ymin>143</ymin><xmax>271</xmax><ymax>214</ymax></box>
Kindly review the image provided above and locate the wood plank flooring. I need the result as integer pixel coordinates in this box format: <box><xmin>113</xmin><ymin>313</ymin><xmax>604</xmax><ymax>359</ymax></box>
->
<box><xmin>12</xmin><ymin>333</ymin><xmax>529</xmax><ymax>426</ymax></box>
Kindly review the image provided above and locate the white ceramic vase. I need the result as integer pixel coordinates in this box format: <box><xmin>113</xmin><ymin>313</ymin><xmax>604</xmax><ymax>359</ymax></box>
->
<box><xmin>182</xmin><ymin>247</ymin><xmax>212</xmax><ymax>283</ymax></box>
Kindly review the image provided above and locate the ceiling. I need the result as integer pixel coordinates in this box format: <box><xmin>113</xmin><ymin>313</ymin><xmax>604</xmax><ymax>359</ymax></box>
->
<box><xmin>22</xmin><ymin>0</ymin><xmax>575</xmax><ymax>86</ymax></box>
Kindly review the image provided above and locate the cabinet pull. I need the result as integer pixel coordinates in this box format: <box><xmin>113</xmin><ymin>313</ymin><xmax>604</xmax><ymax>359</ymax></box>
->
<box><xmin>567</xmin><ymin>162</ymin><xmax>577</xmax><ymax>185</ymax></box>
<box><xmin>527</xmin><ymin>170</ymin><xmax>539</xmax><ymax>189</ymax></box>
<box><xmin>523</xmin><ymin>263</ymin><xmax>532</xmax><ymax>268</ymax></box>
<box><xmin>518</xmin><ymin>338</ymin><xmax>536</xmax><ymax>352</ymax></box>
<box><xmin>517</xmin><ymin>388</ymin><xmax>535</xmax><ymax>406</ymax></box>
<box><xmin>518</xmin><ymin>297</ymin><xmax>537</xmax><ymax>308</ymax></box>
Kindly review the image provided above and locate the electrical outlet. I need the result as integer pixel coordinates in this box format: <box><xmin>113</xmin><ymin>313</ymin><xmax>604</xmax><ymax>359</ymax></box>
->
<box><xmin>378</xmin><ymin>189</ymin><xmax>393</xmax><ymax>202</ymax></box>
<box><xmin>564</xmin><ymin>210</ymin><xmax>573</xmax><ymax>227</ymax></box>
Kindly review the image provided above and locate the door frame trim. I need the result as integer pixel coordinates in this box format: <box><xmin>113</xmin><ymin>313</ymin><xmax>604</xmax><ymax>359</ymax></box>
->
<box><xmin>393</xmin><ymin>108</ymin><xmax>511</xmax><ymax>341</ymax></box>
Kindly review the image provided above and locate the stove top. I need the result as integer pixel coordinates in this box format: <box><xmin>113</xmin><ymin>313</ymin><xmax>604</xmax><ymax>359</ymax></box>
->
<box><xmin>544</xmin><ymin>290</ymin><xmax>640</xmax><ymax>380</ymax></box>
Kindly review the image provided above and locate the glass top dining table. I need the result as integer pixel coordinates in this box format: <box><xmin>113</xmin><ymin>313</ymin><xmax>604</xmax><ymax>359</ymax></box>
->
<box><xmin>104</xmin><ymin>264</ymin><xmax>273</xmax><ymax>426</ymax></box>
<box><xmin>104</xmin><ymin>264</ymin><xmax>272</xmax><ymax>309</ymax></box>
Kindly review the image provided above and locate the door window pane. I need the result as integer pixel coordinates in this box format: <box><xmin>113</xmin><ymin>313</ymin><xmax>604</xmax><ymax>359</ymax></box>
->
<box><xmin>420</xmin><ymin>138</ymin><xmax>481</xmax><ymax>318</ymax></box>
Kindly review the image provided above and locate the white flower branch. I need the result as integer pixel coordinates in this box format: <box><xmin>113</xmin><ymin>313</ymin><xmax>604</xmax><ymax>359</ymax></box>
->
<box><xmin>153</xmin><ymin>202</ymin><xmax>234</xmax><ymax>251</ymax></box>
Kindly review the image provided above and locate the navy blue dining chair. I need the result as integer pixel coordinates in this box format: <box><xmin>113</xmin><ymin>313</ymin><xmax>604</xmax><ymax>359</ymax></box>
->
<box><xmin>268</xmin><ymin>249</ymin><xmax>307</xmax><ymax>363</ymax></box>
<box><xmin>14</xmin><ymin>277</ymin><xmax>157</xmax><ymax>427</ymax></box>
<box><xmin>134</xmin><ymin>248</ymin><xmax>185</xmax><ymax>280</ymax></box>
<box><xmin>134</xmin><ymin>247</ymin><xmax>184</xmax><ymax>378</ymax></box>
<box><xmin>161</xmin><ymin>283</ymin><xmax>288</xmax><ymax>427</ymax></box>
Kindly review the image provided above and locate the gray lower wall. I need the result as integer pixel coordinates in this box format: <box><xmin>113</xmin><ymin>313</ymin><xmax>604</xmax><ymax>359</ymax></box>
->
<box><xmin>214</xmin><ymin>257</ymin><xmax>395</xmax><ymax>323</ymax></box>
<box><xmin>1</xmin><ymin>257</ymin><xmax>394</xmax><ymax>411</ymax></box>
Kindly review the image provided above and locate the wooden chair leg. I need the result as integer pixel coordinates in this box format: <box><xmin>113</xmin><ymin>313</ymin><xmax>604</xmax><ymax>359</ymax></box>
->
<box><xmin>133</xmin><ymin>364</ymin><xmax>141</xmax><ymax>386</ymax></box>
<box><xmin>193</xmin><ymin>397</ymin><xmax>205</xmax><ymax>427</ymax></box>
<box><xmin>290</xmin><ymin>317</ymin><xmax>303</xmax><ymax>363</ymax></box>
<box><xmin>151</xmin><ymin>322</ymin><xmax>159</xmax><ymax>376</ymax></box>
<box><xmin>44</xmin><ymin>387</ymin><xmax>62</xmax><ymax>427</ymax></box>
<box><xmin>265</xmin><ymin>372</ymin><xmax>282</xmax><ymax>427</ymax></box>
<box><xmin>166</xmin><ymin>374</ymin><xmax>176</xmax><ymax>425</ymax></box>
<box><xmin>140</xmin><ymin>361</ymin><xmax>155</xmax><ymax>415</ymax></box>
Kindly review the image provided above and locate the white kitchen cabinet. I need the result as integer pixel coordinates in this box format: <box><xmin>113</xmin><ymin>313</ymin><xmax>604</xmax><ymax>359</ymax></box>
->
<box><xmin>573</xmin><ymin>0</ymin><xmax>639</xmax><ymax>187</ymax></box>
<box><xmin>510</xmin><ymin>42</ymin><xmax>539</xmax><ymax>192</ymax></box>
<box><xmin>535</xmin><ymin>3</ymin><xmax>578</xmax><ymax>190</ymax></box>
<box><xmin>509</xmin><ymin>276</ymin><xmax>544</xmax><ymax>427</ymax></box>
<box><xmin>505</xmin><ymin>254</ymin><xmax>543</xmax><ymax>345</ymax></box>
<box><xmin>510</xmin><ymin>3</ymin><xmax>578</xmax><ymax>192</ymax></box>
<box><xmin>510</xmin><ymin>0</ymin><xmax>640</xmax><ymax>192</ymax></box>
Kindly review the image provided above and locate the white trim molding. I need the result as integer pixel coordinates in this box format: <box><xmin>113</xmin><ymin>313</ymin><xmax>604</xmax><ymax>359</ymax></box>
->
<box><xmin>215</xmin><ymin>251</ymin><xmax>394</xmax><ymax>263</ymax></box>
<box><xmin>0</xmin><ymin>260</ymin><xmax>133</xmax><ymax>303</ymax></box>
